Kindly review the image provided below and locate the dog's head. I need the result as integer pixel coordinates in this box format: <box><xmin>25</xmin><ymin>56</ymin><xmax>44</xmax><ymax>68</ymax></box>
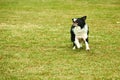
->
<box><xmin>72</xmin><ymin>16</ymin><xmax>87</xmax><ymax>28</ymax></box>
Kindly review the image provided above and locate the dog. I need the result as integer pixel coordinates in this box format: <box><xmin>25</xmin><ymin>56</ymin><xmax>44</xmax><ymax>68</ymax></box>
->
<box><xmin>70</xmin><ymin>16</ymin><xmax>90</xmax><ymax>50</ymax></box>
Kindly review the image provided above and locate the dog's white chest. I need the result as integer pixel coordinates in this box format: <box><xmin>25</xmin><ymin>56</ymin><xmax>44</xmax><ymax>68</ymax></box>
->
<box><xmin>74</xmin><ymin>26</ymin><xmax>82</xmax><ymax>34</ymax></box>
<box><xmin>73</xmin><ymin>25</ymin><xmax>88</xmax><ymax>39</ymax></box>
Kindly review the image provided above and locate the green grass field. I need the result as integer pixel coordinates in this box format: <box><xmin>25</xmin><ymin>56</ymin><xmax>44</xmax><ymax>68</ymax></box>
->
<box><xmin>0</xmin><ymin>0</ymin><xmax>120</xmax><ymax>80</ymax></box>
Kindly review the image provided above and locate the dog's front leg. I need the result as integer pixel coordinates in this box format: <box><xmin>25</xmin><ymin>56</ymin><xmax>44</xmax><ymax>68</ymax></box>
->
<box><xmin>74</xmin><ymin>38</ymin><xmax>81</xmax><ymax>49</ymax></box>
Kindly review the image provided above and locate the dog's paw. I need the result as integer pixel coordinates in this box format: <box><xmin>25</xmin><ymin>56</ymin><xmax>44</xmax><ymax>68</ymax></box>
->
<box><xmin>73</xmin><ymin>46</ymin><xmax>76</xmax><ymax>50</ymax></box>
<box><xmin>86</xmin><ymin>48</ymin><xmax>90</xmax><ymax>51</ymax></box>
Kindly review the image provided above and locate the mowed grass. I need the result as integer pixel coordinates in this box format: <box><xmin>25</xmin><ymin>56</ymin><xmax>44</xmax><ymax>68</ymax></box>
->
<box><xmin>0</xmin><ymin>0</ymin><xmax>120</xmax><ymax>80</ymax></box>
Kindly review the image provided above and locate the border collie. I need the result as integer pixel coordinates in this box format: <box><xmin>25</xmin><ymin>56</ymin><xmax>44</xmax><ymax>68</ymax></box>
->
<box><xmin>70</xmin><ymin>16</ymin><xmax>90</xmax><ymax>50</ymax></box>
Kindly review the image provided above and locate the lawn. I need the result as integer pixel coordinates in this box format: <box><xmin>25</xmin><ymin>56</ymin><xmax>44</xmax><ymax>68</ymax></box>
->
<box><xmin>0</xmin><ymin>0</ymin><xmax>120</xmax><ymax>80</ymax></box>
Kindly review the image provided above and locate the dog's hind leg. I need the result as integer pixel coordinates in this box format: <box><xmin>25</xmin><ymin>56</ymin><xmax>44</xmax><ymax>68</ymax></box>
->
<box><xmin>72</xmin><ymin>43</ymin><xmax>76</xmax><ymax>50</ymax></box>
<box><xmin>84</xmin><ymin>38</ymin><xmax>90</xmax><ymax>51</ymax></box>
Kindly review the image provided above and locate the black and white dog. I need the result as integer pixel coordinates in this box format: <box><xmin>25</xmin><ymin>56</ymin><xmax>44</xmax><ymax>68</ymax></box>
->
<box><xmin>70</xmin><ymin>16</ymin><xmax>90</xmax><ymax>50</ymax></box>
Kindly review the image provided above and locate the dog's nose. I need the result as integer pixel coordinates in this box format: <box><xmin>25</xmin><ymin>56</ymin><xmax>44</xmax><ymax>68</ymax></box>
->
<box><xmin>73</xmin><ymin>23</ymin><xmax>78</xmax><ymax>26</ymax></box>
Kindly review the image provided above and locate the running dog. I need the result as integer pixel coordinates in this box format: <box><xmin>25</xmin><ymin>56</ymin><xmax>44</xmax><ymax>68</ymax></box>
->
<box><xmin>70</xmin><ymin>16</ymin><xmax>90</xmax><ymax>50</ymax></box>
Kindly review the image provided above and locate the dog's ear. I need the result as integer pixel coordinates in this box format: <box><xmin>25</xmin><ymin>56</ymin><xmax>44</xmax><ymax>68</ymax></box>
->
<box><xmin>82</xmin><ymin>16</ymin><xmax>87</xmax><ymax>20</ymax></box>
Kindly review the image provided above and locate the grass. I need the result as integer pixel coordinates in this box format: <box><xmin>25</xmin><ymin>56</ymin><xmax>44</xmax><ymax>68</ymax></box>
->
<box><xmin>0</xmin><ymin>0</ymin><xmax>120</xmax><ymax>80</ymax></box>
